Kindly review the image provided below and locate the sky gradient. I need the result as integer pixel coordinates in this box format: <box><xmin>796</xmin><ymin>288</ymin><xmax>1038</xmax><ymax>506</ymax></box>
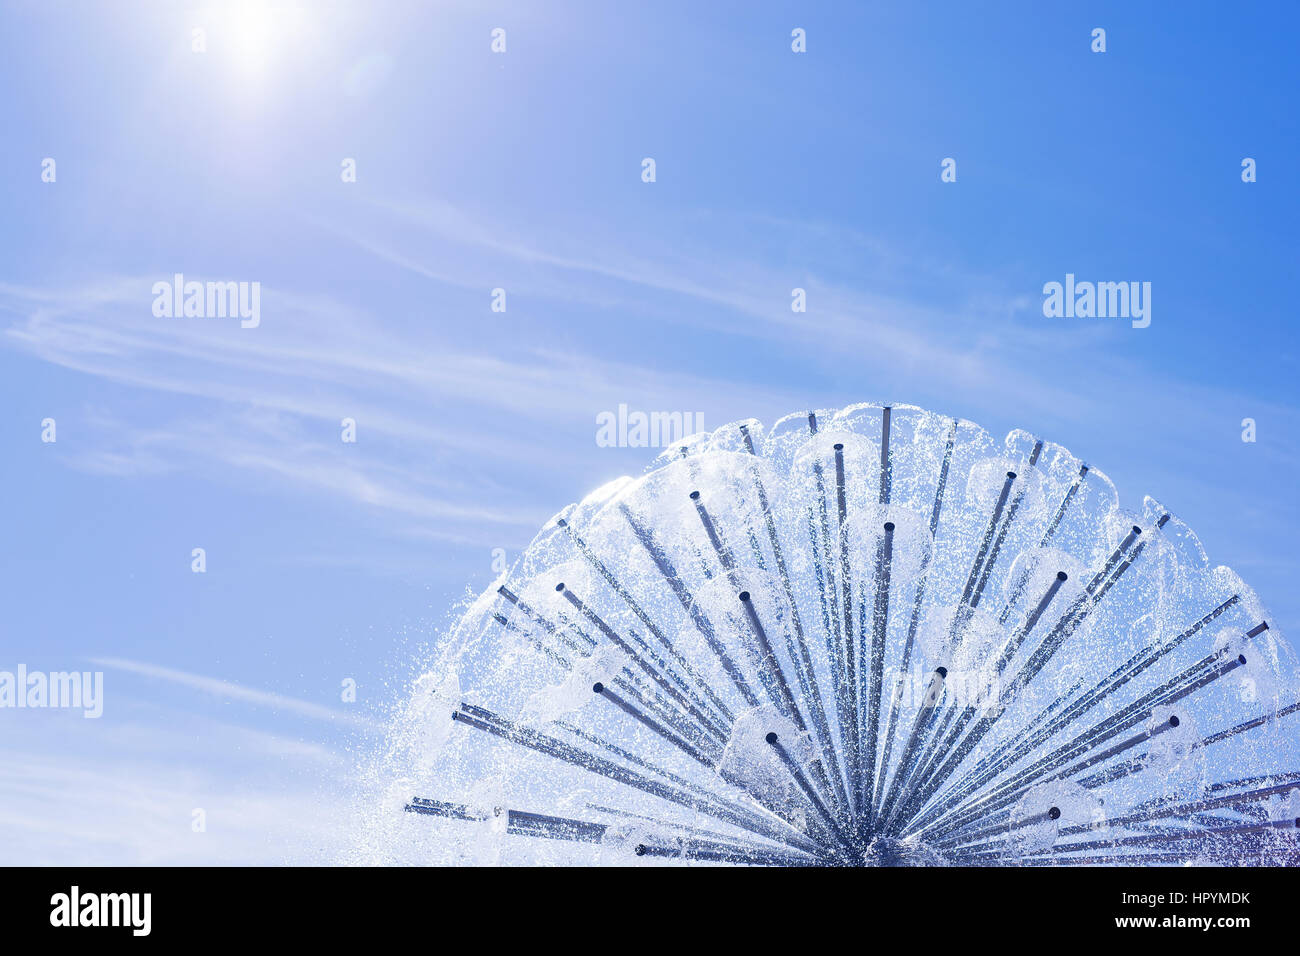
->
<box><xmin>1</xmin><ymin>1</ymin><xmax>1296</xmax><ymax>863</ymax></box>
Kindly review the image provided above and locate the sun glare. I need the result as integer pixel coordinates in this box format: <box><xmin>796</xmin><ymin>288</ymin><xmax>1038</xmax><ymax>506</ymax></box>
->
<box><xmin>229</xmin><ymin>2</ymin><xmax>276</xmax><ymax>72</ymax></box>
<box><xmin>197</xmin><ymin>0</ymin><xmax>315</xmax><ymax>82</ymax></box>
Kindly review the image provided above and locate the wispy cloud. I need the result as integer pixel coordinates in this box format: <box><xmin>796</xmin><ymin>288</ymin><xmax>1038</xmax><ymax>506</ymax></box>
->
<box><xmin>326</xmin><ymin>195</ymin><xmax>1135</xmax><ymax>419</ymax></box>
<box><xmin>4</xmin><ymin>195</ymin><xmax>1297</xmax><ymax>603</ymax></box>
<box><xmin>89</xmin><ymin>656</ymin><xmax>385</xmax><ymax>732</ymax></box>
<box><xmin>0</xmin><ymin>715</ymin><xmax>361</xmax><ymax>865</ymax></box>
<box><xmin>328</xmin><ymin>193</ymin><xmax>1300</xmax><ymax>448</ymax></box>
<box><xmin>0</xmin><ymin>274</ymin><xmax>810</xmax><ymax>543</ymax></box>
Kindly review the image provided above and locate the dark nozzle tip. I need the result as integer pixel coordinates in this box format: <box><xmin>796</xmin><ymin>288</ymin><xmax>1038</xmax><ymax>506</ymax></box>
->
<box><xmin>554</xmin><ymin>582</ymin><xmax>565</xmax><ymax>592</ymax></box>
<box><xmin>1238</xmin><ymin>654</ymin><xmax>1247</xmax><ymax>666</ymax></box>
<box><xmin>884</xmin><ymin>521</ymin><xmax>895</xmax><ymax>532</ymax></box>
<box><xmin>556</xmin><ymin>518</ymin><xmax>567</xmax><ymax>527</ymax></box>
<box><xmin>689</xmin><ymin>490</ymin><xmax>700</xmax><ymax>500</ymax></box>
<box><xmin>1056</xmin><ymin>571</ymin><xmax>1068</xmax><ymax>581</ymax></box>
<box><xmin>592</xmin><ymin>682</ymin><xmax>604</xmax><ymax>694</ymax></box>
<box><xmin>738</xmin><ymin>590</ymin><xmax>751</xmax><ymax>602</ymax></box>
<box><xmin>935</xmin><ymin>666</ymin><xmax>948</xmax><ymax>678</ymax></box>
<box><xmin>833</xmin><ymin>443</ymin><xmax>844</xmax><ymax>451</ymax></box>
<box><xmin>634</xmin><ymin>844</ymin><xmax>647</xmax><ymax>856</ymax></box>
<box><xmin>1169</xmin><ymin>715</ymin><xmax>1180</xmax><ymax>727</ymax></box>
<box><xmin>1006</xmin><ymin>471</ymin><xmax>1017</xmax><ymax>479</ymax></box>
<box><xmin>1048</xmin><ymin>806</ymin><xmax>1061</xmax><ymax>821</ymax></box>
<box><xmin>765</xmin><ymin>732</ymin><xmax>779</xmax><ymax>744</ymax></box>
<box><xmin>1131</xmin><ymin>525</ymin><xmax>1143</xmax><ymax>535</ymax></box>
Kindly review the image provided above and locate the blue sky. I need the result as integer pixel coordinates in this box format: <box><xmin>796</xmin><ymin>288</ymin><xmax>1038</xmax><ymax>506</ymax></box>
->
<box><xmin>1</xmin><ymin>1</ymin><xmax>1296</xmax><ymax>863</ymax></box>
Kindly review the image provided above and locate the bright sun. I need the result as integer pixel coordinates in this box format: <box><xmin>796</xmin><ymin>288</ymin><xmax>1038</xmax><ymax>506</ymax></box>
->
<box><xmin>199</xmin><ymin>0</ymin><xmax>313</xmax><ymax>81</ymax></box>
<box><xmin>229</xmin><ymin>2</ymin><xmax>276</xmax><ymax>71</ymax></box>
